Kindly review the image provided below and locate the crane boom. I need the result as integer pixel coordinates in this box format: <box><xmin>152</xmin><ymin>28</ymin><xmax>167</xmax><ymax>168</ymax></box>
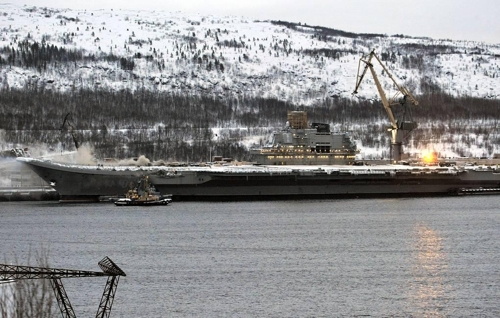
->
<box><xmin>354</xmin><ymin>52</ymin><xmax>398</xmax><ymax>129</ymax></box>
<box><xmin>353</xmin><ymin>50</ymin><xmax>419</xmax><ymax>162</ymax></box>
<box><xmin>60</xmin><ymin>112</ymin><xmax>80</xmax><ymax>150</ymax></box>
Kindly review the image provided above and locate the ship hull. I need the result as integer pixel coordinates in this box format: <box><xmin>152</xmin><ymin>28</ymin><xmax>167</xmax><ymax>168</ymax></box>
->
<box><xmin>19</xmin><ymin>158</ymin><xmax>500</xmax><ymax>201</ymax></box>
<box><xmin>150</xmin><ymin>170</ymin><xmax>499</xmax><ymax>200</ymax></box>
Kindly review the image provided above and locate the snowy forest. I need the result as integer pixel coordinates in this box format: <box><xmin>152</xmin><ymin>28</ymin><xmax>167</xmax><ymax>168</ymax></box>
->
<box><xmin>1</xmin><ymin>4</ymin><xmax>500</xmax><ymax>161</ymax></box>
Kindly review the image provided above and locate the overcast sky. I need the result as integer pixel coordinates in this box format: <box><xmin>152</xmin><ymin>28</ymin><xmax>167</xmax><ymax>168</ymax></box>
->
<box><xmin>15</xmin><ymin>0</ymin><xmax>500</xmax><ymax>44</ymax></box>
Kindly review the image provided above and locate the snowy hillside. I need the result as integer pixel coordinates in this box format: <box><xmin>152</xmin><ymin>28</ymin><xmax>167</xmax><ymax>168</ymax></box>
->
<box><xmin>1</xmin><ymin>4</ymin><xmax>500</xmax><ymax>161</ymax></box>
<box><xmin>1</xmin><ymin>3</ymin><xmax>499</xmax><ymax>103</ymax></box>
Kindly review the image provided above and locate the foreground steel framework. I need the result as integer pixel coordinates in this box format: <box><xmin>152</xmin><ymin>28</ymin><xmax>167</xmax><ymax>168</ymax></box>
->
<box><xmin>0</xmin><ymin>256</ymin><xmax>126</xmax><ymax>318</ymax></box>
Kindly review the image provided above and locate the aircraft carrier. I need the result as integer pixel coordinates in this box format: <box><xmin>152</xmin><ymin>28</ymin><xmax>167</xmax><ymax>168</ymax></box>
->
<box><xmin>17</xmin><ymin>111</ymin><xmax>500</xmax><ymax>202</ymax></box>
<box><xmin>17</xmin><ymin>156</ymin><xmax>500</xmax><ymax>202</ymax></box>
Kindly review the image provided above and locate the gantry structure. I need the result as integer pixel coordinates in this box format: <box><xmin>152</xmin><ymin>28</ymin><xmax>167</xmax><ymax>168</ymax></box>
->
<box><xmin>0</xmin><ymin>256</ymin><xmax>126</xmax><ymax>318</ymax></box>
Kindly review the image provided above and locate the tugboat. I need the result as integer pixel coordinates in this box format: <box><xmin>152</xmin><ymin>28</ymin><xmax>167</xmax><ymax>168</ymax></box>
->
<box><xmin>114</xmin><ymin>176</ymin><xmax>172</xmax><ymax>206</ymax></box>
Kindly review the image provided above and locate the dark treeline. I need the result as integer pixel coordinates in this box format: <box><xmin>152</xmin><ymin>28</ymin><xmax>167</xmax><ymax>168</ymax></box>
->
<box><xmin>0</xmin><ymin>40</ymin><xmax>86</xmax><ymax>69</ymax></box>
<box><xmin>302</xmin><ymin>48</ymin><xmax>356</xmax><ymax>60</ymax></box>
<box><xmin>1</xmin><ymin>87</ymin><xmax>499</xmax><ymax>161</ymax></box>
<box><xmin>270</xmin><ymin>21</ymin><xmax>385</xmax><ymax>39</ymax></box>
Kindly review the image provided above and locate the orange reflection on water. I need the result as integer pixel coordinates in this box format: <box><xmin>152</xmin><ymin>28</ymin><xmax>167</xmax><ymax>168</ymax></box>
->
<box><xmin>410</xmin><ymin>224</ymin><xmax>449</xmax><ymax>316</ymax></box>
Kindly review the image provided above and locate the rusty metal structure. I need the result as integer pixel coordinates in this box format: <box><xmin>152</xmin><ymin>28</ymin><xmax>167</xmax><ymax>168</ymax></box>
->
<box><xmin>0</xmin><ymin>256</ymin><xmax>126</xmax><ymax>318</ymax></box>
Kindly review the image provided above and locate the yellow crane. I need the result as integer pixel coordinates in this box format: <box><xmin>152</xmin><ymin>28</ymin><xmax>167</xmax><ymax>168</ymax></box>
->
<box><xmin>353</xmin><ymin>50</ymin><xmax>418</xmax><ymax>163</ymax></box>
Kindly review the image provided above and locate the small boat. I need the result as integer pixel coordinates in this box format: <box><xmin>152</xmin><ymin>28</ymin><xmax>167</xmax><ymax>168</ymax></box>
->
<box><xmin>114</xmin><ymin>176</ymin><xmax>172</xmax><ymax>206</ymax></box>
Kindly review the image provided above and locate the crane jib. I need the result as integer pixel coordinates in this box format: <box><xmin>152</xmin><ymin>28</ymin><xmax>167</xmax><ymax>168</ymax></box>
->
<box><xmin>352</xmin><ymin>50</ymin><xmax>419</xmax><ymax>163</ymax></box>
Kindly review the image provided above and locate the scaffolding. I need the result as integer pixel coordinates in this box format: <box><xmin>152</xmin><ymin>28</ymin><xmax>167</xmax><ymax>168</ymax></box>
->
<box><xmin>287</xmin><ymin>111</ymin><xmax>308</xmax><ymax>129</ymax></box>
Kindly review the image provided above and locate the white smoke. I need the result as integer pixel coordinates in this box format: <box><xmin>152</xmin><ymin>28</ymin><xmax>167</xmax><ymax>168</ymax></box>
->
<box><xmin>115</xmin><ymin>155</ymin><xmax>151</xmax><ymax>166</ymax></box>
<box><xmin>75</xmin><ymin>145</ymin><xmax>96</xmax><ymax>165</ymax></box>
<box><xmin>0</xmin><ymin>130</ymin><xmax>14</xmax><ymax>186</ymax></box>
<box><xmin>29</xmin><ymin>142</ymin><xmax>154</xmax><ymax>167</ymax></box>
<box><xmin>41</xmin><ymin>143</ymin><xmax>94</xmax><ymax>164</ymax></box>
<box><xmin>0</xmin><ymin>161</ymin><xmax>12</xmax><ymax>186</ymax></box>
<box><xmin>0</xmin><ymin>129</ymin><xmax>5</xmax><ymax>147</ymax></box>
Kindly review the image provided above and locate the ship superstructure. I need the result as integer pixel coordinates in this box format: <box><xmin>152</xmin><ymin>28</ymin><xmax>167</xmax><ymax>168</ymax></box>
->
<box><xmin>251</xmin><ymin>111</ymin><xmax>357</xmax><ymax>165</ymax></box>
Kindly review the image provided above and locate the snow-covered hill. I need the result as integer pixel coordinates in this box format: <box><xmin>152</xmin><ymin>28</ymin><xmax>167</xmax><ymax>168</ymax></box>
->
<box><xmin>1</xmin><ymin>4</ymin><xmax>500</xmax><ymax>161</ymax></box>
<box><xmin>1</xmin><ymin>3</ymin><xmax>499</xmax><ymax>103</ymax></box>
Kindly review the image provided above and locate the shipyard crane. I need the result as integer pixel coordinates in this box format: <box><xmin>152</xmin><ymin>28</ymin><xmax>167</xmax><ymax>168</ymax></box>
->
<box><xmin>0</xmin><ymin>256</ymin><xmax>126</xmax><ymax>318</ymax></box>
<box><xmin>353</xmin><ymin>50</ymin><xmax>419</xmax><ymax>163</ymax></box>
<box><xmin>60</xmin><ymin>112</ymin><xmax>80</xmax><ymax>150</ymax></box>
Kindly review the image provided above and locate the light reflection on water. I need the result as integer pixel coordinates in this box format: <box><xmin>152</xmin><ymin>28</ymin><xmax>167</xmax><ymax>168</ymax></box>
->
<box><xmin>411</xmin><ymin>224</ymin><xmax>449</xmax><ymax>316</ymax></box>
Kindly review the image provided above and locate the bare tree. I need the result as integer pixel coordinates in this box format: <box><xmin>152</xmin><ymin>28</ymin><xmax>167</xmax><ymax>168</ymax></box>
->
<box><xmin>1</xmin><ymin>249</ymin><xmax>54</xmax><ymax>318</ymax></box>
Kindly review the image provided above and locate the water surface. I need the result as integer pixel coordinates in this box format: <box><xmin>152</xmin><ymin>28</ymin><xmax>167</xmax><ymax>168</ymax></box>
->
<box><xmin>1</xmin><ymin>196</ymin><xmax>500</xmax><ymax>317</ymax></box>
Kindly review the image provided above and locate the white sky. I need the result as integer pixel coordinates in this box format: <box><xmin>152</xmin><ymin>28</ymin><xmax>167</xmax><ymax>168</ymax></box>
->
<box><xmin>14</xmin><ymin>0</ymin><xmax>500</xmax><ymax>44</ymax></box>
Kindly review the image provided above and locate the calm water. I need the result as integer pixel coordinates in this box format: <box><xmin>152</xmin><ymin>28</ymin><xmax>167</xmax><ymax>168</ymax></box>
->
<box><xmin>1</xmin><ymin>196</ymin><xmax>500</xmax><ymax>317</ymax></box>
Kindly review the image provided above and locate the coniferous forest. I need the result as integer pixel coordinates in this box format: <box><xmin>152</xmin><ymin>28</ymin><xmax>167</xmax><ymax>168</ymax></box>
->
<box><xmin>1</xmin><ymin>85</ymin><xmax>500</xmax><ymax>161</ymax></box>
